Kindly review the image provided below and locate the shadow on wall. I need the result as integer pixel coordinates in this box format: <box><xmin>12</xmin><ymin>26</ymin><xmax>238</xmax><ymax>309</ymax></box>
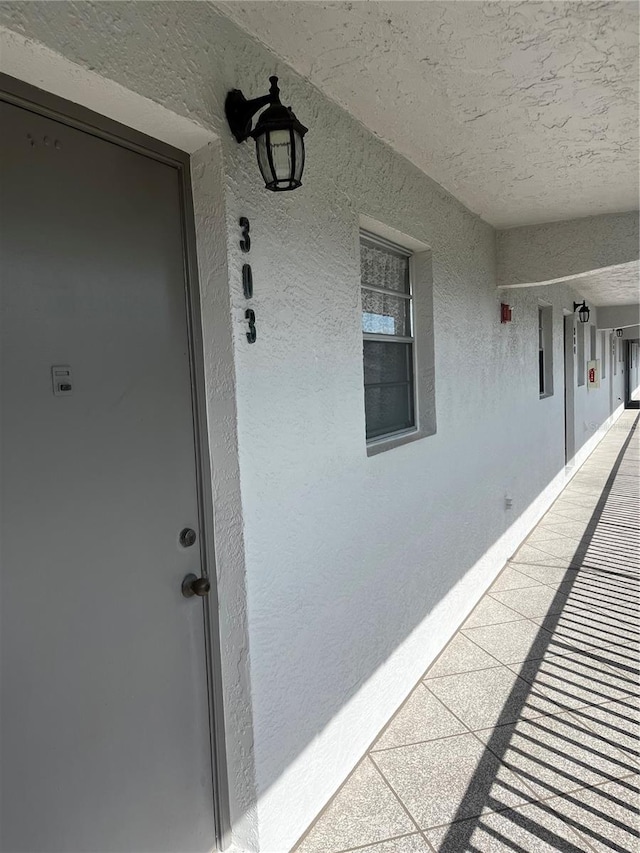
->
<box><xmin>435</xmin><ymin>414</ymin><xmax>639</xmax><ymax>852</ymax></box>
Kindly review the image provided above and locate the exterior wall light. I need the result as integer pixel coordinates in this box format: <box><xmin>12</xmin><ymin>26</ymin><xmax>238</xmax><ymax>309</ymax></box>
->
<box><xmin>225</xmin><ymin>76</ymin><xmax>308</xmax><ymax>192</ymax></box>
<box><xmin>616</xmin><ymin>328</ymin><xmax>624</xmax><ymax>337</ymax></box>
<box><xmin>573</xmin><ymin>301</ymin><xmax>590</xmax><ymax>323</ymax></box>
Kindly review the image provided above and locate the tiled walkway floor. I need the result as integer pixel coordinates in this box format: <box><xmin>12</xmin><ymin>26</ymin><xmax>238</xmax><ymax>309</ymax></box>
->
<box><xmin>294</xmin><ymin>412</ymin><xmax>639</xmax><ymax>853</ymax></box>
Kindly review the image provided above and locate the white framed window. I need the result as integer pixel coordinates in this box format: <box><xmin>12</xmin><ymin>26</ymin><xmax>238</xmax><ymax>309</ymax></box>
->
<box><xmin>538</xmin><ymin>304</ymin><xmax>553</xmax><ymax>397</ymax></box>
<box><xmin>361</xmin><ymin>232</ymin><xmax>415</xmax><ymax>441</ymax></box>
<box><xmin>359</xmin><ymin>224</ymin><xmax>435</xmax><ymax>454</ymax></box>
<box><xmin>601</xmin><ymin>331</ymin><xmax>607</xmax><ymax>379</ymax></box>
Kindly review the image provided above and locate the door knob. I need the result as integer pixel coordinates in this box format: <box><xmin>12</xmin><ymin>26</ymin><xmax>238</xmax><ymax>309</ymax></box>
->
<box><xmin>182</xmin><ymin>573</ymin><xmax>211</xmax><ymax>598</ymax></box>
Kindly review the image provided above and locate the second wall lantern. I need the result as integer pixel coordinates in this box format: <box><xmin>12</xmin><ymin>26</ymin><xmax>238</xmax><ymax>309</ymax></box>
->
<box><xmin>225</xmin><ymin>76</ymin><xmax>308</xmax><ymax>192</ymax></box>
<box><xmin>574</xmin><ymin>300</ymin><xmax>590</xmax><ymax>324</ymax></box>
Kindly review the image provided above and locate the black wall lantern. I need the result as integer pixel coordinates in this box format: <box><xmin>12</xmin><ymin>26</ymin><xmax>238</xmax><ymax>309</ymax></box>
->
<box><xmin>616</xmin><ymin>328</ymin><xmax>624</xmax><ymax>338</ymax></box>
<box><xmin>225</xmin><ymin>76</ymin><xmax>308</xmax><ymax>192</ymax></box>
<box><xmin>573</xmin><ymin>300</ymin><xmax>590</xmax><ymax>324</ymax></box>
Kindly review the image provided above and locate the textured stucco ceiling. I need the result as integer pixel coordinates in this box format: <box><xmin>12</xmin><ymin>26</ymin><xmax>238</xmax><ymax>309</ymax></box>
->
<box><xmin>570</xmin><ymin>261</ymin><xmax>640</xmax><ymax>306</ymax></box>
<box><xmin>215</xmin><ymin>0</ymin><xmax>639</xmax><ymax>228</ymax></box>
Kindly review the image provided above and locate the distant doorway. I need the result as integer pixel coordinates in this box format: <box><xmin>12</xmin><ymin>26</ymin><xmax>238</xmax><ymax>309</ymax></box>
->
<box><xmin>625</xmin><ymin>340</ymin><xmax>639</xmax><ymax>409</ymax></box>
<box><xmin>563</xmin><ymin>314</ymin><xmax>576</xmax><ymax>462</ymax></box>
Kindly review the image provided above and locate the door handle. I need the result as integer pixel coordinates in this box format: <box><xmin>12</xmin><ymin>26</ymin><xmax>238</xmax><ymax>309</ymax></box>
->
<box><xmin>182</xmin><ymin>573</ymin><xmax>210</xmax><ymax>598</ymax></box>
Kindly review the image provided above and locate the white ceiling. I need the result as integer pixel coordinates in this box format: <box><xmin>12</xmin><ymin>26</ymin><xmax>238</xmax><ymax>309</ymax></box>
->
<box><xmin>215</xmin><ymin>1</ymin><xmax>639</xmax><ymax>228</ymax></box>
<box><xmin>569</xmin><ymin>261</ymin><xmax>639</xmax><ymax>307</ymax></box>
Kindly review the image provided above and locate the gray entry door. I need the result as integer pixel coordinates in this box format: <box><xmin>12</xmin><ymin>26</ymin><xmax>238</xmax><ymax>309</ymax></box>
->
<box><xmin>0</xmin><ymin>100</ymin><xmax>215</xmax><ymax>852</ymax></box>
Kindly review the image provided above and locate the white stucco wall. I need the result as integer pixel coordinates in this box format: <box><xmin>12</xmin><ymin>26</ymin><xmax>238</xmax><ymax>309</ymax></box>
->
<box><xmin>0</xmin><ymin>4</ymin><xmax>631</xmax><ymax>851</ymax></box>
<box><xmin>571</xmin><ymin>317</ymin><xmax>626</xmax><ymax>462</ymax></box>
<box><xmin>597</xmin><ymin>303</ymin><xmax>640</xmax><ymax>330</ymax></box>
<box><xmin>496</xmin><ymin>211</ymin><xmax>640</xmax><ymax>287</ymax></box>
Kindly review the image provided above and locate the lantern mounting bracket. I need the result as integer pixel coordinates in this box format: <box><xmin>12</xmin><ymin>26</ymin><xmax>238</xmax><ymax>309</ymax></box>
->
<box><xmin>225</xmin><ymin>77</ymin><xmax>280</xmax><ymax>143</ymax></box>
<box><xmin>225</xmin><ymin>75</ymin><xmax>308</xmax><ymax>192</ymax></box>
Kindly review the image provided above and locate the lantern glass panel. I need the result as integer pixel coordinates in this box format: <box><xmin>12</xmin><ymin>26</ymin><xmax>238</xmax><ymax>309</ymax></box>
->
<box><xmin>255</xmin><ymin>131</ymin><xmax>272</xmax><ymax>185</ymax></box>
<box><xmin>255</xmin><ymin>127</ymin><xmax>305</xmax><ymax>190</ymax></box>
<box><xmin>268</xmin><ymin>129</ymin><xmax>292</xmax><ymax>180</ymax></box>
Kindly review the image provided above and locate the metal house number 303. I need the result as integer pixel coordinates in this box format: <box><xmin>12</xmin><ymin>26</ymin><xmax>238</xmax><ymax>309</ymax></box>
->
<box><xmin>239</xmin><ymin>217</ymin><xmax>251</xmax><ymax>253</ymax></box>
<box><xmin>245</xmin><ymin>309</ymin><xmax>257</xmax><ymax>344</ymax></box>
<box><xmin>240</xmin><ymin>217</ymin><xmax>257</xmax><ymax>344</ymax></box>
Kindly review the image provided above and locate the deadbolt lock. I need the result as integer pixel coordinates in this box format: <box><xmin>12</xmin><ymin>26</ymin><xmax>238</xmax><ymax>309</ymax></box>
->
<box><xmin>179</xmin><ymin>527</ymin><xmax>197</xmax><ymax>548</ymax></box>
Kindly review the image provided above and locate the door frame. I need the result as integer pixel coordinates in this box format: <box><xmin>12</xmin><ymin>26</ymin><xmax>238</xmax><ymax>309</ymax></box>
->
<box><xmin>563</xmin><ymin>311</ymin><xmax>576</xmax><ymax>464</ymax></box>
<box><xmin>0</xmin><ymin>72</ymin><xmax>231</xmax><ymax>850</ymax></box>
<box><xmin>624</xmin><ymin>339</ymin><xmax>632</xmax><ymax>407</ymax></box>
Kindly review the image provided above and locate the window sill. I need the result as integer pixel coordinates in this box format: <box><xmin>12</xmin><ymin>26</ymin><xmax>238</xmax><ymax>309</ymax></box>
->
<box><xmin>366</xmin><ymin>427</ymin><xmax>432</xmax><ymax>456</ymax></box>
<box><xmin>539</xmin><ymin>392</ymin><xmax>554</xmax><ymax>400</ymax></box>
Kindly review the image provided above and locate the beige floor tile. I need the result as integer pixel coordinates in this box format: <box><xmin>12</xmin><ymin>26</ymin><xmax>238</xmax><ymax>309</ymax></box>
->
<box><xmin>525</xmin><ymin>527</ymin><xmax>569</xmax><ymax>544</ymax></box>
<box><xmin>489</xmin><ymin>566</ymin><xmax>544</xmax><ymax>592</ymax></box>
<box><xmin>543</xmin><ymin>776</ymin><xmax>640</xmax><ymax>853</ymax></box>
<box><xmin>475</xmin><ymin>710</ymin><xmax>636</xmax><ymax>799</ymax></box>
<box><xmin>489</xmin><ymin>585</ymin><xmax>569</xmax><ymax>619</ymax></box>
<box><xmin>508</xmin><ymin>649</ymin><xmax>636</xmax><ymax>713</ymax></box>
<box><xmin>562</xmin><ymin>574</ymin><xmax>640</xmax><ymax>606</ymax></box>
<box><xmin>510</xmin><ymin>543</ymin><xmax>574</xmax><ymax>568</ymax></box>
<box><xmin>372</xmin><ymin>684</ymin><xmax>466</xmax><ymax>751</ymax></box>
<box><xmin>294</xmin><ymin>758</ymin><xmax>416</xmax><ymax>853</ymax></box>
<box><xmin>507</xmin><ymin>562</ymin><xmax>577</xmax><ymax>586</ymax></box>
<box><xmin>426</xmin><ymin>799</ymin><xmax>588</xmax><ymax>853</ymax></box>
<box><xmin>540</xmin><ymin>518</ymin><xmax>591</xmax><ymax>542</ymax></box>
<box><xmin>543</xmin><ymin>505</ymin><xmax>599</xmax><ymax>523</ymax></box>
<box><xmin>524</xmin><ymin>537</ymin><xmax>585</xmax><ymax>561</ymax></box>
<box><xmin>426</xmin><ymin>667</ymin><xmax>539</xmax><ymax>730</ymax></box>
<box><xmin>425</xmin><ymin>634</ymin><xmax>500</xmax><ymax>679</ymax></box>
<box><xmin>462</xmin><ymin>596</ymin><xmax>525</xmax><ymax>629</ymax></box>
<box><xmin>569</xmin><ymin>700</ymin><xmax>640</xmax><ymax>765</ymax></box>
<box><xmin>371</xmin><ymin>733</ymin><xmax>533</xmax><ymax>829</ymax></box>
<box><xmin>462</xmin><ymin>619</ymin><xmax>550</xmax><ymax>664</ymax></box>
<box><xmin>340</xmin><ymin>835</ymin><xmax>432</xmax><ymax>853</ymax></box>
<box><xmin>532</xmin><ymin>611</ymin><xmax>637</xmax><ymax>654</ymax></box>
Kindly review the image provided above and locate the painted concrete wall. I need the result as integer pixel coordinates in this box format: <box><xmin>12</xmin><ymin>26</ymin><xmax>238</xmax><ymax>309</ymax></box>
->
<box><xmin>0</xmin><ymin>4</ymin><xmax>632</xmax><ymax>851</ymax></box>
<box><xmin>571</xmin><ymin>318</ymin><xmax>626</xmax><ymax>459</ymax></box>
<box><xmin>597</xmin><ymin>303</ymin><xmax>640</xmax><ymax>330</ymax></box>
<box><xmin>621</xmin><ymin>326</ymin><xmax>640</xmax><ymax>339</ymax></box>
<box><xmin>496</xmin><ymin>211</ymin><xmax>640</xmax><ymax>287</ymax></box>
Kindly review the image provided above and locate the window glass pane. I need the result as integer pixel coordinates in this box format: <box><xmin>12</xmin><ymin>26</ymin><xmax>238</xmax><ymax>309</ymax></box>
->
<box><xmin>362</xmin><ymin>289</ymin><xmax>411</xmax><ymax>336</ymax></box>
<box><xmin>360</xmin><ymin>239</ymin><xmax>410</xmax><ymax>294</ymax></box>
<box><xmin>363</xmin><ymin>340</ymin><xmax>412</xmax><ymax>385</ymax></box>
<box><xmin>538</xmin><ymin>309</ymin><xmax>544</xmax><ymax>349</ymax></box>
<box><xmin>365</xmin><ymin>384</ymin><xmax>414</xmax><ymax>440</ymax></box>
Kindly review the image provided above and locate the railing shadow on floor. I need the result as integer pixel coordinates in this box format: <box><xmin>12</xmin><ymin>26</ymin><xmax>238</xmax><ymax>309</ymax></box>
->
<box><xmin>435</xmin><ymin>414</ymin><xmax>639</xmax><ymax>853</ymax></box>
